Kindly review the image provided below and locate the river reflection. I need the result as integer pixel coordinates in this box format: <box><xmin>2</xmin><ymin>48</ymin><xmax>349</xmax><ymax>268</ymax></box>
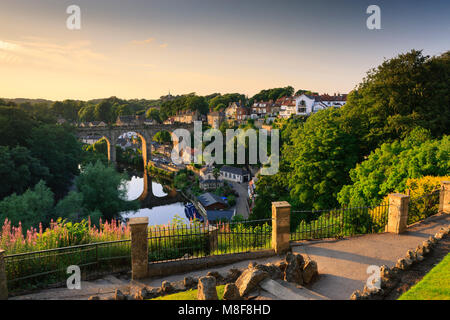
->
<box><xmin>119</xmin><ymin>168</ymin><xmax>189</xmax><ymax>226</ymax></box>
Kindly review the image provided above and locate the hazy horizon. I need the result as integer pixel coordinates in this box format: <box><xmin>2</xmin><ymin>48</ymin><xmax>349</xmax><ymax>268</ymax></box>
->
<box><xmin>1</xmin><ymin>0</ymin><xmax>449</xmax><ymax>101</ymax></box>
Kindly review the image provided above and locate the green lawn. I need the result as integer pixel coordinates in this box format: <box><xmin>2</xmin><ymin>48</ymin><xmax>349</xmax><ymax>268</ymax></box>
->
<box><xmin>399</xmin><ymin>253</ymin><xmax>450</xmax><ymax>300</ymax></box>
<box><xmin>151</xmin><ymin>285</ymin><xmax>226</xmax><ymax>300</ymax></box>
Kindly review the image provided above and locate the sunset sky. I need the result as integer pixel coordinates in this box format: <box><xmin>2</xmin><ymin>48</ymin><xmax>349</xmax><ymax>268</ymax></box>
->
<box><xmin>0</xmin><ymin>0</ymin><xmax>449</xmax><ymax>101</ymax></box>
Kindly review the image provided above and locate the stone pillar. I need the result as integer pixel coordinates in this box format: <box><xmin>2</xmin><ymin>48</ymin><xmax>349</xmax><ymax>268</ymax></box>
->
<box><xmin>387</xmin><ymin>193</ymin><xmax>410</xmax><ymax>234</ymax></box>
<box><xmin>129</xmin><ymin>217</ymin><xmax>149</xmax><ymax>280</ymax></box>
<box><xmin>0</xmin><ymin>250</ymin><xmax>8</xmax><ymax>300</ymax></box>
<box><xmin>272</xmin><ymin>201</ymin><xmax>291</xmax><ymax>254</ymax></box>
<box><xmin>439</xmin><ymin>181</ymin><xmax>450</xmax><ymax>214</ymax></box>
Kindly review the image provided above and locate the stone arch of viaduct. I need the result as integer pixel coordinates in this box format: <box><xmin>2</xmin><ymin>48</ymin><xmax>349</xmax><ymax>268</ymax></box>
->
<box><xmin>75</xmin><ymin>123</ymin><xmax>194</xmax><ymax>169</ymax></box>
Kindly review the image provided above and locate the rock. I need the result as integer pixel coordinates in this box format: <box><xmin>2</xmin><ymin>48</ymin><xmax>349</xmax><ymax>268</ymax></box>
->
<box><xmin>396</xmin><ymin>258</ymin><xmax>408</xmax><ymax>270</ymax></box>
<box><xmin>184</xmin><ymin>276</ymin><xmax>196</xmax><ymax>289</ymax></box>
<box><xmin>416</xmin><ymin>254</ymin><xmax>424</xmax><ymax>262</ymax></box>
<box><xmin>222</xmin><ymin>283</ymin><xmax>241</xmax><ymax>300</ymax></box>
<box><xmin>161</xmin><ymin>281</ymin><xmax>174</xmax><ymax>294</ymax></box>
<box><xmin>428</xmin><ymin>236</ymin><xmax>436</xmax><ymax>245</ymax></box>
<box><xmin>206</xmin><ymin>271</ymin><xmax>224</xmax><ymax>283</ymax></box>
<box><xmin>380</xmin><ymin>265</ymin><xmax>390</xmax><ymax>278</ymax></box>
<box><xmin>134</xmin><ymin>287</ymin><xmax>160</xmax><ymax>300</ymax></box>
<box><xmin>349</xmin><ymin>290</ymin><xmax>362</xmax><ymax>300</ymax></box>
<box><xmin>235</xmin><ymin>269</ymin><xmax>269</xmax><ymax>297</ymax></box>
<box><xmin>114</xmin><ymin>289</ymin><xmax>126</xmax><ymax>301</ymax></box>
<box><xmin>302</xmin><ymin>259</ymin><xmax>318</xmax><ymax>284</ymax></box>
<box><xmin>284</xmin><ymin>252</ymin><xmax>305</xmax><ymax>285</ymax></box>
<box><xmin>434</xmin><ymin>232</ymin><xmax>444</xmax><ymax>240</ymax></box>
<box><xmin>248</xmin><ymin>262</ymin><xmax>258</xmax><ymax>269</ymax></box>
<box><xmin>88</xmin><ymin>295</ymin><xmax>100</xmax><ymax>300</ymax></box>
<box><xmin>422</xmin><ymin>240</ymin><xmax>432</xmax><ymax>252</ymax></box>
<box><xmin>275</xmin><ymin>261</ymin><xmax>287</xmax><ymax>273</ymax></box>
<box><xmin>225</xmin><ymin>268</ymin><xmax>242</xmax><ymax>283</ymax></box>
<box><xmin>363</xmin><ymin>285</ymin><xmax>383</xmax><ymax>298</ymax></box>
<box><xmin>415</xmin><ymin>245</ymin><xmax>426</xmax><ymax>256</ymax></box>
<box><xmin>254</xmin><ymin>263</ymin><xmax>283</xmax><ymax>280</ymax></box>
<box><xmin>197</xmin><ymin>276</ymin><xmax>218</xmax><ymax>300</ymax></box>
<box><xmin>406</xmin><ymin>250</ymin><xmax>417</xmax><ymax>262</ymax></box>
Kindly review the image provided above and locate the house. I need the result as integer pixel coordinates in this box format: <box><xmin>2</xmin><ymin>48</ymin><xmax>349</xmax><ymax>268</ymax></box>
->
<box><xmin>170</xmin><ymin>110</ymin><xmax>200</xmax><ymax>124</ymax></box>
<box><xmin>319</xmin><ymin>94</ymin><xmax>347</xmax><ymax>107</ymax></box>
<box><xmin>199</xmin><ymin>179</ymin><xmax>224</xmax><ymax>190</ymax></box>
<box><xmin>199</xmin><ymin>166</ymin><xmax>223</xmax><ymax>190</ymax></box>
<box><xmin>250</xmin><ymin>100</ymin><xmax>279</xmax><ymax>119</ymax></box>
<box><xmin>235</xmin><ymin>106</ymin><xmax>249</xmax><ymax>124</ymax></box>
<box><xmin>81</xmin><ymin>135</ymin><xmax>102</xmax><ymax>145</ymax></box>
<box><xmin>278</xmin><ymin>94</ymin><xmax>330</xmax><ymax>118</ymax></box>
<box><xmin>207</xmin><ymin>109</ymin><xmax>225</xmax><ymax>129</ymax></box>
<box><xmin>197</xmin><ymin>192</ymin><xmax>228</xmax><ymax>210</ymax></box>
<box><xmin>278</xmin><ymin>97</ymin><xmax>297</xmax><ymax>119</ymax></box>
<box><xmin>220</xmin><ymin>165</ymin><xmax>250</xmax><ymax>183</ymax></box>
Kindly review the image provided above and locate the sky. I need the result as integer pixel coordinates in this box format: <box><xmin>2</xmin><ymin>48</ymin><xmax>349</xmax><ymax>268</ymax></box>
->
<box><xmin>0</xmin><ymin>0</ymin><xmax>449</xmax><ymax>101</ymax></box>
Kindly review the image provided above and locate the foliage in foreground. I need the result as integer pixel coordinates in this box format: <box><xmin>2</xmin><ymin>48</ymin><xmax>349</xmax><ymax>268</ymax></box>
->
<box><xmin>0</xmin><ymin>218</ymin><xmax>130</xmax><ymax>255</ymax></box>
<box><xmin>399</xmin><ymin>253</ymin><xmax>450</xmax><ymax>300</ymax></box>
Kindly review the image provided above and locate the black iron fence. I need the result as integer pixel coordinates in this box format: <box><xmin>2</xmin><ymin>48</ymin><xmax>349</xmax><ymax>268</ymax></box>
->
<box><xmin>290</xmin><ymin>203</ymin><xmax>389</xmax><ymax>241</ymax></box>
<box><xmin>4</xmin><ymin>239</ymin><xmax>131</xmax><ymax>295</ymax></box>
<box><xmin>147</xmin><ymin>218</ymin><xmax>272</xmax><ymax>263</ymax></box>
<box><xmin>407</xmin><ymin>189</ymin><xmax>441</xmax><ymax>225</ymax></box>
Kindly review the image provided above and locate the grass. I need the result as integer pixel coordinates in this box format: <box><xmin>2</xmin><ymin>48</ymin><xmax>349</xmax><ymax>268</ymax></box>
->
<box><xmin>399</xmin><ymin>253</ymin><xmax>450</xmax><ymax>300</ymax></box>
<box><xmin>151</xmin><ymin>285</ymin><xmax>226</xmax><ymax>300</ymax></box>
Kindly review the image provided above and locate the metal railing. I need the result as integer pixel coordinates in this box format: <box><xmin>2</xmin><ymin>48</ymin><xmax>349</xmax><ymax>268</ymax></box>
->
<box><xmin>407</xmin><ymin>189</ymin><xmax>441</xmax><ymax>225</ymax></box>
<box><xmin>147</xmin><ymin>218</ymin><xmax>272</xmax><ymax>263</ymax></box>
<box><xmin>290</xmin><ymin>203</ymin><xmax>389</xmax><ymax>241</ymax></box>
<box><xmin>4</xmin><ymin>239</ymin><xmax>131</xmax><ymax>295</ymax></box>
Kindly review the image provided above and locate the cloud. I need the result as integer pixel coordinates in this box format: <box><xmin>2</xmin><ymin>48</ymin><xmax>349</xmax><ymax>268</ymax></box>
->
<box><xmin>131</xmin><ymin>38</ymin><xmax>155</xmax><ymax>45</ymax></box>
<box><xmin>0</xmin><ymin>38</ymin><xmax>106</xmax><ymax>71</ymax></box>
<box><xmin>159</xmin><ymin>43</ymin><xmax>168</xmax><ymax>48</ymax></box>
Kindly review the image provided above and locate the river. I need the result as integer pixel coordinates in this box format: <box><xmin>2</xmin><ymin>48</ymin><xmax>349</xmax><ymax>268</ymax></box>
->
<box><xmin>119</xmin><ymin>169</ymin><xmax>190</xmax><ymax>226</ymax></box>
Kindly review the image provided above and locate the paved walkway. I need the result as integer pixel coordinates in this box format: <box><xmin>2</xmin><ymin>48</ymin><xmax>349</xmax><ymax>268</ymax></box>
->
<box><xmin>11</xmin><ymin>213</ymin><xmax>449</xmax><ymax>300</ymax></box>
<box><xmin>292</xmin><ymin>213</ymin><xmax>450</xmax><ymax>299</ymax></box>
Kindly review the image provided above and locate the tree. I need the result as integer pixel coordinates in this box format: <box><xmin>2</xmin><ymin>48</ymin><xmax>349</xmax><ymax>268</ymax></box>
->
<box><xmin>0</xmin><ymin>146</ymin><xmax>50</xmax><ymax>200</ymax></box>
<box><xmin>75</xmin><ymin>161</ymin><xmax>139</xmax><ymax>220</ymax></box>
<box><xmin>287</xmin><ymin>108</ymin><xmax>359</xmax><ymax>210</ymax></box>
<box><xmin>27</xmin><ymin>125</ymin><xmax>82</xmax><ymax>199</ymax></box>
<box><xmin>251</xmin><ymin>86</ymin><xmax>294</xmax><ymax>102</ymax></box>
<box><xmin>94</xmin><ymin>101</ymin><xmax>114</xmax><ymax>123</ymax></box>
<box><xmin>341</xmin><ymin>50</ymin><xmax>450</xmax><ymax>157</ymax></box>
<box><xmin>0</xmin><ymin>180</ymin><xmax>54</xmax><ymax>230</ymax></box>
<box><xmin>338</xmin><ymin>129</ymin><xmax>450</xmax><ymax>207</ymax></box>
<box><xmin>153</xmin><ymin>130</ymin><xmax>172</xmax><ymax>144</ymax></box>
<box><xmin>145</xmin><ymin>108</ymin><xmax>162</xmax><ymax>123</ymax></box>
<box><xmin>0</xmin><ymin>106</ymin><xmax>36</xmax><ymax>147</ymax></box>
<box><xmin>78</xmin><ymin>105</ymin><xmax>96</xmax><ymax>122</ymax></box>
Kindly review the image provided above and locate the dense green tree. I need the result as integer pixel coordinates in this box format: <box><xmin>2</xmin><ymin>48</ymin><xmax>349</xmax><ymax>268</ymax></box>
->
<box><xmin>341</xmin><ymin>50</ymin><xmax>450</xmax><ymax>157</ymax></box>
<box><xmin>75</xmin><ymin>161</ymin><xmax>139</xmax><ymax>220</ymax></box>
<box><xmin>208</xmin><ymin>93</ymin><xmax>246</xmax><ymax>109</ymax></box>
<box><xmin>94</xmin><ymin>101</ymin><xmax>114</xmax><ymax>123</ymax></box>
<box><xmin>0</xmin><ymin>146</ymin><xmax>50</xmax><ymax>199</ymax></box>
<box><xmin>78</xmin><ymin>105</ymin><xmax>96</xmax><ymax>122</ymax></box>
<box><xmin>338</xmin><ymin>129</ymin><xmax>450</xmax><ymax>207</ymax></box>
<box><xmin>145</xmin><ymin>108</ymin><xmax>162</xmax><ymax>123</ymax></box>
<box><xmin>0</xmin><ymin>106</ymin><xmax>36</xmax><ymax>147</ymax></box>
<box><xmin>287</xmin><ymin>108</ymin><xmax>359</xmax><ymax>210</ymax></box>
<box><xmin>251</xmin><ymin>86</ymin><xmax>294</xmax><ymax>102</ymax></box>
<box><xmin>153</xmin><ymin>130</ymin><xmax>172</xmax><ymax>144</ymax></box>
<box><xmin>0</xmin><ymin>180</ymin><xmax>54</xmax><ymax>230</ymax></box>
<box><xmin>27</xmin><ymin>125</ymin><xmax>82</xmax><ymax>198</ymax></box>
